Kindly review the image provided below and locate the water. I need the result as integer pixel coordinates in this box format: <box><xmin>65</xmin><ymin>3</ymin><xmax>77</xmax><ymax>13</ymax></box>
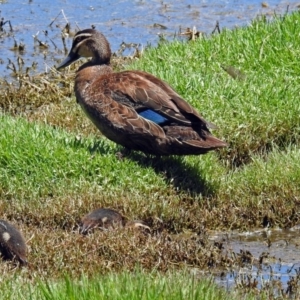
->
<box><xmin>211</xmin><ymin>227</ymin><xmax>300</xmax><ymax>291</ymax></box>
<box><xmin>0</xmin><ymin>0</ymin><xmax>299</xmax><ymax>78</ymax></box>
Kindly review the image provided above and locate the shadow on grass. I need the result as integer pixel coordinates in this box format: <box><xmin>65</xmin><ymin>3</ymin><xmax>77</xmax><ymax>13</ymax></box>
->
<box><xmin>123</xmin><ymin>150</ymin><xmax>216</xmax><ymax>198</ymax></box>
<box><xmin>67</xmin><ymin>137</ymin><xmax>216</xmax><ymax>197</ymax></box>
<box><xmin>65</xmin><ymin>136</ymin><xmax>114</xmax><ymax>155</ymax></box>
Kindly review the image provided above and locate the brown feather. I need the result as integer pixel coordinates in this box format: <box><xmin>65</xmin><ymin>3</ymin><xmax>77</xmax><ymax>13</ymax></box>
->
<box><xmin>80</xmin><ymin>208</ymin><xmax>125</xmax><ymax>234</ymax></box>
<box><xmin>0</xmin><ymin>220</ymin><xmax>27</xmax><ymax>265</ymax></box>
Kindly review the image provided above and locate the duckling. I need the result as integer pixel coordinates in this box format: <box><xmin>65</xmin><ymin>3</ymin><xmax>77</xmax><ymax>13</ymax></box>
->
<box><xmin>0</xmin><ymin>220</ymin><xmax>27</xmax><ymax>265</ymax></box>
<box><xmin>80</xmin><ymin>208</ymin><xmax>125</xmax><ymax>234</ymax></box>
<box><xmin>80</xmin><ymin>208</ymin><xmax>150</xmax><ymax>234</ymax></box>
<box><xmin>57</xmin><ymin>29</ymin><xmax>227</xmax><ymax>155</ymax></box>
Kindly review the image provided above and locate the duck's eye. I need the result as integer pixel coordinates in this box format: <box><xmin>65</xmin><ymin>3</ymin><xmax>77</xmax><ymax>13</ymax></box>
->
<box><xmin>74</xmin><ymin>37</ymin><xmax>83</xmax><ymax>43</ymax></box>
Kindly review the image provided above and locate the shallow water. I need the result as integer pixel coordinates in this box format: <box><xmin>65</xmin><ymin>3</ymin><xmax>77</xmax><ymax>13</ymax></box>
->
<box><xmin>0</xmin><ymin>0</ymin><xmax>299</xmax><ymax>78</ymax></box>
<box><xmin>210</xmin><ymin>226</ymin><xmax>300</xmax><ymax>291</ymax></box>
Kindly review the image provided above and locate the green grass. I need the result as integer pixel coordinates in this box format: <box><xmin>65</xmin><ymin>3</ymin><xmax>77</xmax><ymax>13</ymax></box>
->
<box><xmin>0</xmin><ymin>10</ymin><xmax>300</xmax><ymax>299</ymax></box>
<box><xmin>0</xmin><ymin>271</ymin><xmax>242</xmax><ymax>300</ymax></box>
<box><xmin>0</xmin><ymin>114</ymin><xmax>170</xmax><ymax>202</ymax></box>
<box><xmin>0</xmin><ymin>113</ymin><xmax>226</xmax><ymax>228</ymax></box>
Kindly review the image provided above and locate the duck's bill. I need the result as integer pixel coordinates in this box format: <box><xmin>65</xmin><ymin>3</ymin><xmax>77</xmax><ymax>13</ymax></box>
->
<box><xmin>56</xmin><ymin>51</ymin><xmax>80</xmax><ymax>70</ymax></box>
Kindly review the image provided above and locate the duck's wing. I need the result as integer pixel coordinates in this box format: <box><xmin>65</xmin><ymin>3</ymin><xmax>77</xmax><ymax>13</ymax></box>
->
<box><xmin>106</xmin><ymin>71</ymin><xmax>214</xmax><ymax>129</ymax></box>
<box><xmin>127</xmin><ymin>70</ymin><xmax>218</xmax><ymax>129</ymax></box>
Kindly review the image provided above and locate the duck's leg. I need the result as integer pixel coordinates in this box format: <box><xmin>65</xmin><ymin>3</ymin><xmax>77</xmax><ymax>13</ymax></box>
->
<box><xmin>115</xmin><ymin>147</ymin><xmax>132</xmax><ymax>160</ymax></box>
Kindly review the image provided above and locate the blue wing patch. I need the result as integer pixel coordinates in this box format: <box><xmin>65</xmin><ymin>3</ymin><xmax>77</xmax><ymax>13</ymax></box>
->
<box><xmin>138</xmin><ymin>109</ymin><xmax>169</xmax><ymax>125</ymax></box>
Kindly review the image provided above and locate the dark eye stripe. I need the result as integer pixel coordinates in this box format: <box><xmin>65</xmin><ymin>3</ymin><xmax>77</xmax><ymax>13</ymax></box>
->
<box><xmin>74</xmin><ymin>33</ymin><xmax>92</xmax><ymax>44</ymax></box>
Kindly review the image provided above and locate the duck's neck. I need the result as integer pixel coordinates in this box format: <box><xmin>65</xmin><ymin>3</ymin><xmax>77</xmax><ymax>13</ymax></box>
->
<box><xmin>75</xmin><ymin>61</ymin><xmax>113</xmax><ymax>101</ymax></box>
<box><xmin>78</xmin><ymin>59</ymin><xmax>113</xmax><ymax>75</ymax></box>
<box><xmin>76</xmin><ymin>60</ymin><xmax>113</xmax><ymax>85</ymax></box>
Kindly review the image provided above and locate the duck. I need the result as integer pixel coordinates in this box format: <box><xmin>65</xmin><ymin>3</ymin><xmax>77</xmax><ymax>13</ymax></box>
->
<box><xmin>80</xmin><ymin>208</ymin><xmax>150</xmax><ymax>234</ymax></box>
<box><xmin>0</xmin><ymin>219</ymin><xmax>27</xmax><ymax>266</ymax></box>
<box><xmin>80</xmin><ymin>208</ymin><xmax>125</xmax><ymax>234</ymax></box>
<box><xmin>57</xmin><ymin>28</ymin><xmax>227</xmax><ymax>155</ymax></box>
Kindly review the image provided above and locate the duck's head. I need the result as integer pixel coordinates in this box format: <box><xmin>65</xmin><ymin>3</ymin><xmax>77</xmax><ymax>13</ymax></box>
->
<box><xmin>57</xmin><ymin>28</ymin><xmax>111</xmax><ymax>70</ymax></box>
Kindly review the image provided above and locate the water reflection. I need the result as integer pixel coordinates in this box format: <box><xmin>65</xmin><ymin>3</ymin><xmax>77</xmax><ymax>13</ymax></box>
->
<box><xmin>211</xmin><ymin>226</ymin><xmax>300</xmax><ymax>291</ymax></box>
<box><xmin>219</xmin><ymin>263</ymin><xmax>300</xmax><ymax>292</ymax></box>
<box><xmin>0</xmin><ymin>0</ymin><xmax>299</xmax><ymax>79</ymax></box>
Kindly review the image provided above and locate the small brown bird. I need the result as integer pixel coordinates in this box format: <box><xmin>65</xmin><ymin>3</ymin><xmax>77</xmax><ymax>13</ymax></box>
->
<box><xmin>0</xmin><ymin>220</ymin><xmax>27</xmax><ymax>265</ymax></box>
<box><xmin>57</xmin><ymin>28</ymin><xmax>227</xmax><ymax>156</ymax></box>
<box><xmin>80</xmin><ymin>208</ymin><xmax>151</xmax><ymax>234</ymax></box>
<box><xmin>80</xmin><ymin>208</ymin><xmax>126</xmax><ymax>234</ymax></box>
